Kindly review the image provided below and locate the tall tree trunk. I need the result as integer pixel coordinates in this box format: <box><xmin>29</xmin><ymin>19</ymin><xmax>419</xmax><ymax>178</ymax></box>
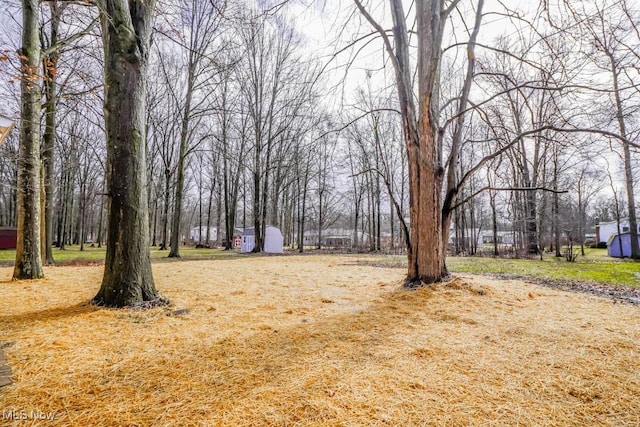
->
<box><xmin>41</xmin><ymin>4</ymin><xmax>62</xmax><ymax>266</ymax></box>
<box><xmin>317</xmin><ymin>187</ymin><xmax>324</xmax><ymax>250</ymax></box>
<box><xmin>14</xmin><ymin>0</ymin><xmax>44</xmax><ymax>280</ymax></box>
<box><xmin>221</xmin><ymin>82</ymin><xmax>237</xmax><ymax>251</ymax></box>
<box><xmin>406</xmin><ymin>0</ymin><xmax>450</xmax><ymax>284</ymax></box>
<box><xmin>160</xmin><ymin>168</ymin><xmax>171</xmax><ymax>250</ymax></box>
<box><xmin>197</xmin><ymin>167</ymin><xmax>203</xmax><ymax>245</ymax></box>
<box><xmin>355</xmin><ymin>0</ymin><xmax>471</xmax><ymax>284</ymax></box>
<box><xmin>78</xmin><ymin>184</ymin><xmax>86</xmax><ymax>252</ymax></box>
<box><xmin>206</xmin><ymin>181</ymin><xmax>214</xmax><ymax>246</ymax></box>
<box><xmin>65</xmin><ymin>186</ymin><xmax>74</xmax><ymax>246</ymax></box>
<box><xmin>296</xmin><ymin>178</ymin><xmax>303</xmax><ymax>252</ymax></box>
<box><xmin>297</xmin><ymin>176</ymin><xmax>309</xmax><ymax>253</ymax></box>
<box><xmin>296</xmin><ymin>154</ymin><xmax>311</xmax><ymax>253</ymax></box>
<box><xmin>490</xmin><ymin>189</ymin><xmax>498</xmax><ymax>256</ymax></box>
<box><xmin>96</xmin><ymin>179</ymin><xmax>105</xmax><ymax>247</ymax></box>
<box><xmin>553</xmin><ymin>148</ymin><xmax>561</xmax><ymax>257</ymax></box>
<box><xmin>215</xmin><ymin>178</ymin><xmax>222</xmax><ymax>246</ymax></box>
<box><xmin>578</xmin><ymin>181</ymin><xmax>585</xmax><ymax>257</ymax></box>
<box><xmin>389</xmin><ymin>195</ymin><xmax>395</xmax><ymax>252</ymax></box>
<box><xmin>168</xmin><ymin>76</ymin><xmax>194</xmax><ymax>258</ymax></box>
<box><xmin>253</xmin><ymin>150</ymin><xmax>263</xmax><ymax>252</ymax></box>
<box><xmin>151</xmin><ymin>195</ymin><xmax>158</xmax><ymax>246</ymax></box>
<box><xmin>366</xmin><ymin>172</ymin><xmax>375</xmax><ymax>251</ymax></box>
<box><xmin>258</xmin><ymin>131</ymin><xmax>274</xmax><ymax>252</ymax></box>
<box><xmin>56</xmin><ymin>170</ymin><xmax>67</xmax><ymax>249</ymax></box>
<box><xmin>609</xmin><ymin>60</ymin><xmax>640</xmax><ymax>258</ymax></box>
<box><xmin>525</xmin><ymin>189</ymin><xmax>538</xmax><ymax>254</ymax></box>
<box><xmin>93</xmin><ymin>0</ymin><xmax>162</xmax><ymax>307</ymax></box>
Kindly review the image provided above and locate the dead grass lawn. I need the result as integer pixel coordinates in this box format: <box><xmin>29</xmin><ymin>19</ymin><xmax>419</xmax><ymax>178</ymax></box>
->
<box><xmin>1</xmin><ymin>254</ymin><xmax>639</xmax><ymax>426</ymax></box>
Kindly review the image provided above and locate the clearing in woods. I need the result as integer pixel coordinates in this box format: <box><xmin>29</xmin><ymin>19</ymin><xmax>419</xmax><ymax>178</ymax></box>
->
<box><xmin>0</xmin><ymin>254</ymin><xmax>639</xmax><ymax>426</ymax></box>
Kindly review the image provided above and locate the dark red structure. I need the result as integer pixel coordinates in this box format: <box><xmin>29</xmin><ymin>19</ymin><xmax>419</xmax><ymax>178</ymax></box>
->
<box><xmin>0</xmin><ymin>228</ymin><xmax>17</xmax><ymax>250</ymax></box>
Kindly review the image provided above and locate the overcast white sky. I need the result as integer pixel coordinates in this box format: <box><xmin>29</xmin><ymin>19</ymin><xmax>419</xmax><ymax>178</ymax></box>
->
<box><xmin>281</xmin><ymin>0</ymin><xmax>532</xmax><ymax>112</ymax></box>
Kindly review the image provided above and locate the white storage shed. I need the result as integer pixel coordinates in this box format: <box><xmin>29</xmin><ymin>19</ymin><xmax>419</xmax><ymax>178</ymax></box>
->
<box><xmin>241</xmin><ymin>226</ymin><xmax>284</xmax><ymax>253</ymax></box>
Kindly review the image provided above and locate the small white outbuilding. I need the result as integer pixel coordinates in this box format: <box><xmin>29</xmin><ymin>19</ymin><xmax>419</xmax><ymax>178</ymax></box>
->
<box><xmin>189</xmin><ymin>226</ymin><xmax>217</xmax><ymax>243</ymax></box>
<box><xmin>241</xmin><ymin>226</ymin><xmax>284</xmax><ymax>253</ymax></box>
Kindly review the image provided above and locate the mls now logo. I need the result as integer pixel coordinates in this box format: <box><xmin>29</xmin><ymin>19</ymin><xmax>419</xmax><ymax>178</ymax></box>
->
<box><xmin>2</xmin><ymin>410</ymin><xmax>56</xmax><ymax>421</ymax></box>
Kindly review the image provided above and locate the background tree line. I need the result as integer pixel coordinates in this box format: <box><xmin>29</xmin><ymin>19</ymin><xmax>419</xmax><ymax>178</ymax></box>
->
<box><xmin>1</xmin><ymin>0</ymin><xmax>640</xmax><ymax>296</ymax></box>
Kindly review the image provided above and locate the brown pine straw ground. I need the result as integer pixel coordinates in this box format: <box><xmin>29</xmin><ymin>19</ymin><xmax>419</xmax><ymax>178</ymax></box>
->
<box><xmin>0</xmin><ymin>255</ymin><xmax>639</xmax><ymax>426</ymax></box>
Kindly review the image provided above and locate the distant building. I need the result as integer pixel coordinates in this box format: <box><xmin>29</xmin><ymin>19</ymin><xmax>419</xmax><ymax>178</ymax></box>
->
<box><xmin>596</xmin><ymin>219</ymin><xmax>640</xmax><ymax>246</ymax></box>
<box><xmin>189</xmin><ymin>226</ymin><xmax>217</xmax><ymax>244</ymax></box>
<box><xmin>303</xmin><ymin>229</ymin><xmax>371</xmax><ymax>248</ymax></box>
<box><xmin>449</xmin><ymin>228</ymin><xmax>484</xmax><ymax>248</ymax></box>
<box><xmin>0</xmin><ymin>227</ymin><xmax>17</xmax><ymax>249</ymax></box>
<box><xmin>481</xmin><ymin>231</ymin><xmax>514</xmax><ymax>245</ymax></box>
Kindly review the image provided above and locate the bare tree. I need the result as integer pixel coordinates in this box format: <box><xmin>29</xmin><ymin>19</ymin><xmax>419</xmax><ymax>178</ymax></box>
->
<box><xmin>146</xmin><ymin>55</ymin><xmax>181</xmax><ymax>250</ymax></box>
<box><xmin>40</xmin><ymin>2</ymin><xmax>63</xmax><ymax>265</ymax></box>
<box><xmin>591</xmin><ymin>2</ymin><xmax>640</xmax><ymax>258</ymax></box>
<box><xmin>238</xmin><ymin>9</ymin><xmax>318</xmax><ymax>252</ymax></box>
<box><xmin>14</xmin><ymin>0</ymin><xmax>44</xmax><ymax>279</ymax></box>
<box><xmin>93</xmin><ymin>0</ymin><xmax>163</xmax><ymax>307</ymax></box>
<box><xmin>574</xmin><ymin>163</ymin><xmax>605</xmax><ymax>255</ymax></box>
<box><xmin>39</xmin><ymin>2</ymin><xmax>97</xmax><ymax>264</ymax></box>
<box><xmin>167</xmin><ymin>0</ymin><xmax>224</xmax><ymax>258</ymax></box>
<box><xmin>0</xmin><ymin>132</ymin><xmax>18</xmax><ymax>227</ymax></box>
<box><xmin>354</xmin><ymin>0</ymin><xmax>484</xmax><ymax>285</ymax></box>
<box><xmin>218</xmin><ymin>69</ymin><xmax>247</xmax><ymax>250</ymax></box>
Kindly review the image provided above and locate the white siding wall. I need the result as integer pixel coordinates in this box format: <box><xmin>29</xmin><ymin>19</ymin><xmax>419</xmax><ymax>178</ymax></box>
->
<box><xmin>597</xmin><ymin>220</ymin><xmax>640</xmax><ymax>244</ymax></box>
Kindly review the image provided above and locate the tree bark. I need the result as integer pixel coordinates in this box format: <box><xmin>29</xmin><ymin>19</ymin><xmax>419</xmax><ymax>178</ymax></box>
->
<box><xmin>168</xmin><ymin>64</ymin><xmax>195</xmax><ymax>258</ymax></box>
<box><xmin>355</xmin><ymin>0</ymin><xmax>453</xmax><ymax>284</ymax></box>
<box><xmin>490</xmin><ymin>189</ymin><xmax>499</xmax><ymax>256</ymax></box>
<box><xmin>93</xmin><ymin>0</ymin><xmax>162</xmax><ymax>307</ymax></box>
<box><xmin>221</xmin><ymin>81</ymin><xmax>244</xmax><ymax>251</ymax></box>
<box><xmin>160</xmin><ymin>167</ymin><xmax>171</xmax><ymax>250</ymax></box>
<box><xmin>14</xmin><ymin>0</ymin><xmax>44</xmax><ymax>280</ymax></box>
<box><xmin>404</xmin><ymin>0</ymin><xmax>448</xmax><ymax>284</ymax></box>
<box><xmin>215</xmin><ymin>177</ymin><xmax>221</xmax><ymax>246</ymax></box>
<box><xmin>41</xmin><ymin>4</ymin><xmax>62</xmax><ymax>266</ymax></box>
<box><xmin>206</xmin><ymin>178</ymin><xmax>214</xmax><ymax>246</ymax></box>
<box><xmin>151</xmin><ymin>195</ymin><xmax>158</xmax><ymax>246</ymax></box>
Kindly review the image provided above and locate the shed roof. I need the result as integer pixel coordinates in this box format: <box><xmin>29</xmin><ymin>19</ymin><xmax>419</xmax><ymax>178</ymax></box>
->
<box><xmin>243</xmin><ymin>226</ymin><xmax>280</xmax><ymax>236</ymax></box>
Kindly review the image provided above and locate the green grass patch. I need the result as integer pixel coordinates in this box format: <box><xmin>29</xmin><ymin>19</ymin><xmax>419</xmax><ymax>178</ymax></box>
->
<box><xmin>447</xmin><ymin>254</ymin><xmax>640</xmax><ymax>287</ymax></box>
<box><xmin>355</xmin><ymin>248</ymin><xmax>640</xmax><ymax>288</ymax></box>
<box><xmin>0</xmin><ymin>245</ymin><xmax>241</xmax><ymax>265</ymax></box>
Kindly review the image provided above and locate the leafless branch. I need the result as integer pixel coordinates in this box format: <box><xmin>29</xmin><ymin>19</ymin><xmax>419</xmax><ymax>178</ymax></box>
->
<box><xmin>451</xmin><ymin>185</ymin><xmax>569</xmax><ymax>210</ymax></box>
